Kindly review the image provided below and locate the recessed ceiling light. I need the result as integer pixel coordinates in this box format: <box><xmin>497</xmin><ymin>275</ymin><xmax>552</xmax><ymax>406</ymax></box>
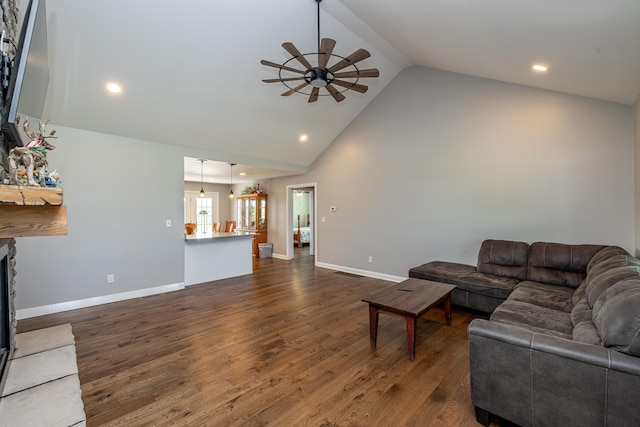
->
<box><xmin>239</xmin><ymin>172</ymin><xmax>246</xmax><ymax>176</ymax></box>
<box><xmin>106</xmin><ymin>82</ymin><xmax>122</xmax><ymax>94</ymax></box>
<box><xmin>299</xmin><ymin>134</ymin><xmax>308</xmax><ymax>142</ymax></box>
<box><xmin>532</xmin><ymin>64</ymin><xmax>548</xmax><ymax>72</ymax></box>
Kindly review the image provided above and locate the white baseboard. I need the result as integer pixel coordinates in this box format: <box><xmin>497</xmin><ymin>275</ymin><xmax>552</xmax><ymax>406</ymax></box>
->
<box><xmin>315</xmin><ymin>262</ymin><xmax>406</xmax><ymax>283</ymax></box>
<box><xmin>16</xmin><ymin>282</ymin><xmax>185</xmax><ymax>320</ymax></box>
<box><xmin>271</xmin><ymin>253</ymin><xmax>288</xmax><ymax>260</ymax></box>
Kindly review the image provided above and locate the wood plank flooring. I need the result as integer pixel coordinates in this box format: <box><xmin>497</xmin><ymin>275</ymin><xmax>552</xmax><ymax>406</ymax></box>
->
<box><xmin>18</xmin><ymin>251</ymin><xmax>489</xmax><ymax>426</ymax></box>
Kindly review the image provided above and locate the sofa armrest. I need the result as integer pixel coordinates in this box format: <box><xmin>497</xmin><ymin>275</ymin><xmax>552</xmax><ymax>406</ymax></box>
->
<box><xmin>468</xmin><ymin>319</ymin><xmax>640</xmax><ymax>426</ymax></box>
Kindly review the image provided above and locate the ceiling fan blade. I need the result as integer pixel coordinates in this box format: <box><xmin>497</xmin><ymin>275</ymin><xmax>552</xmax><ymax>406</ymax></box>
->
<box><xmin>308</xmin><ymin>87</ymin><xmax>319</xmax><ymax>103</ymax></box>
<box><xmin>281</xmin><ymin>82</ymin><xmax>310</xmax><ymax>97</ymax></box>
<box><xmin>260</xmin><ymin>60</ymin><xmax>305</xmax><ymax>75</ymax></box>
<box><xmin>262</xmin><ymin>77</ymin><xmax>306</xmax><ymax>83</ymax></box>
<box><xmin>332</xmin><ymin>79</ymin><xmax>368</xmax><ymax>94</ymax></box>
<box><xmin>333</xmin><ymin>68</ymin><xmax>380</xmax><ymax>79</ymax></box>
<box><xmin>318</xmin><ymin>38</ymin><xmax>336</xmax><ymax>69</ymax></box>
<box><xmin>282</xmin><ymin>42</ymin><xmax>313</xmax><ymax>70</ymax></box>
<box><xmin>328</xmin><ymin>49</ymin><xmax>371</xmax><ymax>73</ymax></box>
<box><xmin>325</xmin><ymin>84</ymin><xmax>346</xmax><ymax>102</ymax></box>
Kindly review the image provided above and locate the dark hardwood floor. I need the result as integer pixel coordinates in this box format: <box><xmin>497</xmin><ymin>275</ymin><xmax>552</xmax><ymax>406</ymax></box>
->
<box><xmin>18</xmin><ymin>251</ymin><xmax>489</xmax><ymax>426</ymax></box>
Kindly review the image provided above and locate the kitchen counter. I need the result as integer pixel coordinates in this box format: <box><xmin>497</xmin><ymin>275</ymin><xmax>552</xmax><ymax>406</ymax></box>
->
<box><xmin>185</xmin><ymin>231</ymin><xmax>256</xmax><ymax>241</ymax></box>
<box><xmin>184</xmin><ymin>232</ymin><xmax>253</xmax><ymax>286</ymax></box>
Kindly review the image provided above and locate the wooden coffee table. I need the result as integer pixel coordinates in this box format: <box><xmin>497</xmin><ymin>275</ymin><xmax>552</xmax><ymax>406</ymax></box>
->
<box><xmin>362</xmin><ymin>278</ymin><xmax>456</xmax><ymax>361</ymax></box>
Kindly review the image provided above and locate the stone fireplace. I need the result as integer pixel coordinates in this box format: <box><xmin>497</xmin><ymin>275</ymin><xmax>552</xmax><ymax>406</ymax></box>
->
<box><xmin>0</xmin><ymin>238</ymin><xmax>16</xmax><ymax>396</ymax></box>
<box><xmin>0</xmin><ymin>0</ymin><xmax>19</xmax><ymax>398</ymax></box>
<box><xmin>0</xmin><ymin>1</ymin><xmax>80</xmax><ymax>422</ymax></box>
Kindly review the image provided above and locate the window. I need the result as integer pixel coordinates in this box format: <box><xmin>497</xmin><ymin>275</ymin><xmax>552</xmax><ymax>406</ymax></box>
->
<box><xmin>185</xmin><ymin>191</ymin><xmax>219</xmax><ymax>234</ymax></box>
<box><xmin>196</xmin><ymin>197</ymin><xmax>213</xmax><ymax>232</ymax></box>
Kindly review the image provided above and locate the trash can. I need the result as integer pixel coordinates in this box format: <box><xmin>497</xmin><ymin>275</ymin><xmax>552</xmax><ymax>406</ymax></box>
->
<box><xmin>258</xmin><ymin>243</ymin><xmax>273</xmax><ymax>258</ymax></box>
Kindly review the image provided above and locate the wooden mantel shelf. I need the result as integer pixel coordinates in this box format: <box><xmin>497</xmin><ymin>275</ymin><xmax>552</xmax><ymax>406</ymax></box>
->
<box><xmin>0</xmin><ymin>185</ymin><xmax>67</xmax><ymax>238</ymax></box>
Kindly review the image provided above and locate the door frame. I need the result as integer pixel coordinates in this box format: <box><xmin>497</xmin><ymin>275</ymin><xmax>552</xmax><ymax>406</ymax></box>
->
<box><xmin>286</xmin><ymin>182</ymin><xmax>317</xmax><ymax>261</ymax></box>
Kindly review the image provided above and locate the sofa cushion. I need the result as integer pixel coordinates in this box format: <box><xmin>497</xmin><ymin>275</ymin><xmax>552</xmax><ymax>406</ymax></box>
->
<box><xmin>585</xmin><ymin>265</ymin><xmax>640</xmax><ymax>308</ymax></box>
<box><xmin>586</xmin><ymin>254</ymin><xmax>640</xmax><ymax>280</ymax></box>
<box><xmin>586</xmin><ymin>246</ymin><xmax>630</xmax><ymax>274</ymax></box>
<box><xmin>510</xmin><ymin>281</ymin><xmax>574</xmax><ymax>312</ymax></box>
<box><xmin>571</xmin><ymin>297</ymin><xmax>592</xmax><ymax>326</ymax></box>
<box><xmin>454</xmin><ymin>272</ymin><xmax>519</xmax><ymax>299</ymax></box>
<box><xmin>527</xmin><ymin>242</ymin><xmax>606</xmax><ymax>288</ymax></box>
<box><xmin>593</xmin><ymin>278</ymin><xmax>640</xmax><ymax>356</ymax></box>
<box><xmin>570</xmin><ymin>296</ymin><xmax>602</xmax><ymax>344</ymax></box>
<box><xmin>490</xmin><ymin>300</ymin><xmax>573</xmax><ymax>338</ymax></box>
<box><xmin>572</xmin><ymin>320</ymin><xmax>602</xmax><ymax>345</ymax></box>
<box><xmin>408</xmin><ymin>261</ymin><xmax>476</xmax><ymax>284</ymax></box>
<box><xmin>476</xmin><ymin>239</ymin><xmax>530</xmax><ymax>281</ymax></box>
<box><xmin>572</xmin><ymin>280</ymin><xmax>587</xmax><ymax>306</ymax></box>
<box><xmin>409</xmin><ymin>261</ymin><xmax>518</xmax><ymax>299</ymax></box>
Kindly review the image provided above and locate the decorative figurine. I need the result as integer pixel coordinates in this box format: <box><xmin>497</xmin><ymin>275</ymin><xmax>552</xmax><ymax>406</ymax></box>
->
<box><xmin>8</xmin><ymin>117</ymin><xmax>58</xmax><ymax>187</ymax></box>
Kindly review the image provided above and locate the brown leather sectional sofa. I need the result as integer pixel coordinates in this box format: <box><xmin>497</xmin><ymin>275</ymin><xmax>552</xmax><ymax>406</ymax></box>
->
<box><xmin>409</xmin><ymin>239</ymin><xmax>640</xmax><ymax>426</ymax></box>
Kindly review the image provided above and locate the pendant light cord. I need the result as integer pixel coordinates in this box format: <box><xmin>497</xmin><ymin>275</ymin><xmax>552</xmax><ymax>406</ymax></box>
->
<box><xmin>199</xmin><ymin>159</ymin><xmax>206</xmax><ymax>197</ymax></box>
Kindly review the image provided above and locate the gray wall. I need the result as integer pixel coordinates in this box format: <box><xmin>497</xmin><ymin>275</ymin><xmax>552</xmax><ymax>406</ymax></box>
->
<box><xmin>15</xmin><ymin>126</ymin><xmax>186</xmax><ymax>308</ymax></box>
<box><xmin>270</xmin><ymin>66</ymin><xmax>635</xmax><ymax>276</ymax></box>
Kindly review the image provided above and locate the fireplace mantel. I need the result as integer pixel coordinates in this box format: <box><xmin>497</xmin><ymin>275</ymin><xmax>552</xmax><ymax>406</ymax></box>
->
<box><xmin>0</xmin><ymin>185</ymin><xmax>67</xmax><ymax>238</ymax></box>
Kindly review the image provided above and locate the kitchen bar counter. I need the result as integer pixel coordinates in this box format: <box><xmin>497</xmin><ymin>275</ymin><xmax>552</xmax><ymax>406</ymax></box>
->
<box><xmin>184</xmin><ymin>232</ymin><xmax>253</xmax><ymax>285</ymax></box>
<box><xmin>185</xmin><ymin>231</ymin><xmax>257</xmax><ymax>241</ymax></box>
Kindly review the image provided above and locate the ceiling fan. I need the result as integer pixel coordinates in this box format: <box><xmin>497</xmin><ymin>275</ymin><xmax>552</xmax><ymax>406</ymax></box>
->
<box><xmin>260</xmin><ymin>0</ymin><xmax>379</xmax><ymax>103</ymax></box>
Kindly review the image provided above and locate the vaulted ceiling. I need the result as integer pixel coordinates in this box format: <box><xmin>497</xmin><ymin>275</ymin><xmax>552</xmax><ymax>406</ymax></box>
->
<box><xmin>37</xmin><ymin>0</ymin><xmax>640</xmax><ymax>179</ymax></box>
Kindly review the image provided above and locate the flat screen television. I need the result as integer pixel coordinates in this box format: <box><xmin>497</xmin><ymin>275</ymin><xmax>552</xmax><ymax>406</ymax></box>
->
<box><xmin>1</xmin><ymin>0</ymin><xmax>49</xmax><ymax>148</ymax></box>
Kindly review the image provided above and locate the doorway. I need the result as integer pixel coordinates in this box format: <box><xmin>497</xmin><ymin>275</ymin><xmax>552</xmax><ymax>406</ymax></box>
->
<box><xmin>286</xmin><ymin>183</ymin><xmax>317</xmax><ymax>260</ymax></box>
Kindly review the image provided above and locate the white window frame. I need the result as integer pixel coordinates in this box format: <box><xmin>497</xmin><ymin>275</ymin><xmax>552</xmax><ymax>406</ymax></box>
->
<box><xmin>184</xmin><ymin>191</ymin><xmax>220</xmax><ymax>234</ymax></box>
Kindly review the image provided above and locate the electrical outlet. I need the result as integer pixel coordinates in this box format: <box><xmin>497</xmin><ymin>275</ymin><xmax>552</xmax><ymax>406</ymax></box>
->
<box><xmin>321</xmin><ymin>217</ymin><xmax>326</xmax><ymax>223</ymax></box>
<box><xmin>368</xmin><ymin>256</ymin><xmax>373</xmax><ymax>263</ymax></box>
<box><xmin>107</xmin><ymin>274</ymin><xmax>115</xmax><ymax>283</ymax></box>
<box><xmin>166</xmin><ymin>219</ymin><xmax>172</xmax><ymax>227</ymax></box>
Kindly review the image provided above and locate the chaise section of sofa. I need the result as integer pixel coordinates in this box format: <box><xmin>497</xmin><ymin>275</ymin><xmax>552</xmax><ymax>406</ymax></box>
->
<box><xmin>409</xmin><ymin>239</ymin><xmax>530</xmax><ymax>312</ymax></box>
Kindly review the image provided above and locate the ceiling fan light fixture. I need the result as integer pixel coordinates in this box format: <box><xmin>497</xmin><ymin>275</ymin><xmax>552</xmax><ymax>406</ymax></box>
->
<box><xmin>310</xmin><ymin>78</ymin><xmax>327</xmax><ymax>88</ymax></box>
<box><xmin>260</xmin><ymin>0</ymin><xmax>379</xmax><ymax>103</ymax></box>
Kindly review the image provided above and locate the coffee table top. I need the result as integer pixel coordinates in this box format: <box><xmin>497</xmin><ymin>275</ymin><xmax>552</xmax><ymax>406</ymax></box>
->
<box><xmin>362</xmin><ymin>278</ymin><xmax>456</xmax><ymax>317</ymax></box>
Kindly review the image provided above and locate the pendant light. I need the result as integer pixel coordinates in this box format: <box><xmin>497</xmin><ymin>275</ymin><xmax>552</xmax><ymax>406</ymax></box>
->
<box><xmin>229</xmin><ymin>163</ymin><xmax>236</xmax><ymax>199</ymax></box>
<box><xmin>198</xmin><ymin>159</ymin><xmax>207</xmax><ymax>198</ymax></box>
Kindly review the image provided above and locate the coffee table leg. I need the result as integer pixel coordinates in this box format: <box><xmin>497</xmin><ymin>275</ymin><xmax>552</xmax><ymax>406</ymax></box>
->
<box><xmin>369</xmin><ymin>304</ymin><xmax>379</xmax><ymax>346</ymax></box>
<box><xmin>444</xmin><ymin>294</ymin><xmax>452</xmax><ymax>325</ymax></box>
<box><xmin>406</xmin><ymin>315</ymin><xmax>417</xmax><ymax>361</ymax></box>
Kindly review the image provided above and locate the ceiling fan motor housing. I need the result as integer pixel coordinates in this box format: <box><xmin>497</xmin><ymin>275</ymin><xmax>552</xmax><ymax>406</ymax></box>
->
<box><xmin>305</xmin><ymin>67</ymin><xmax>333</xmax><ymax>88</ymax></box>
